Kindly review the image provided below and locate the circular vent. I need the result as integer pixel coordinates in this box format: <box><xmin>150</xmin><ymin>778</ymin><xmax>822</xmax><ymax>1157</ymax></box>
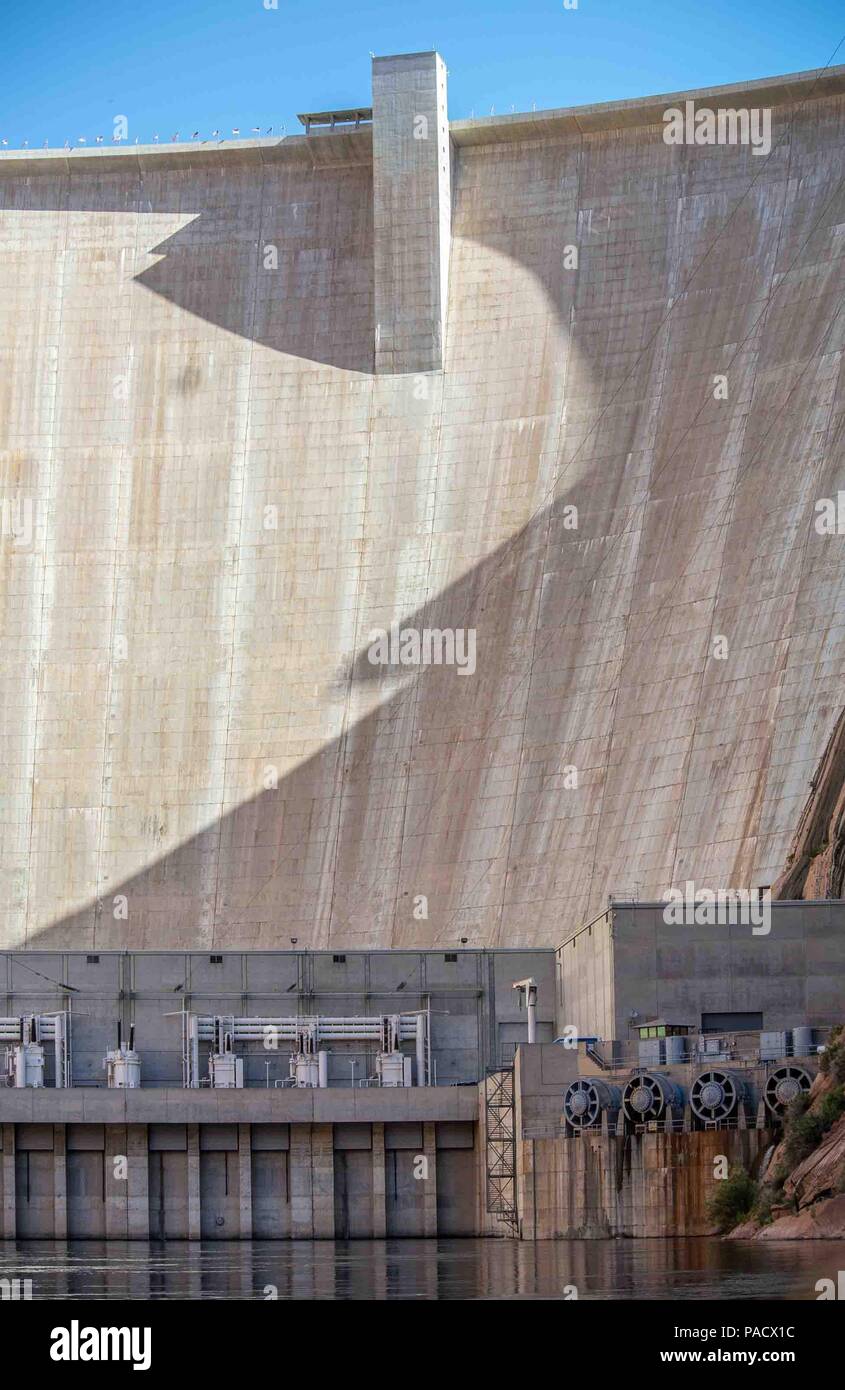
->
<box><xmin>622</xmin><ymin>1071</ymin><xmax>678</xmax><ymax>1124</ymax></box>
<box><xmin>563</xmin><ymin>1078</ymin><xmax>620</xmax><ymax>1131</ymax></box>
<box><xmin>690</xmin><ymin>1069</ymin><xmax>743</xmax><ymax>1122</ymax></box>
<box><xmin>764</xmin><ymin>1065</ymin><xmax>812</xmax><ymax>1115</ymax></box>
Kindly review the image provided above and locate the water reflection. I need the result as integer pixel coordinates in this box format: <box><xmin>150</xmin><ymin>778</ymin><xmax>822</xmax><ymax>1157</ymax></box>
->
<box><xmin>0</xmin><ymin>1238</ymin><xmax>840</xmax><ymax>1300</ymax></box>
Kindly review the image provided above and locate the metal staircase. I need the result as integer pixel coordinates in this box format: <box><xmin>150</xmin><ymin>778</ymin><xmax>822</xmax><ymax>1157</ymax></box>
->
<box><xmin>484</xmin><ymin>1068</ymin><xmax>519</xmax><ymax>1234</ymax></box>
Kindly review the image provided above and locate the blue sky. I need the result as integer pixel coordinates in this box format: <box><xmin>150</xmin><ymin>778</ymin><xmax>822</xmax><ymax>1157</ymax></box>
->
<box><xmin>0</xmin><ymin>0</ymin><xmax>842</xmax><ymax>148</ymax></box>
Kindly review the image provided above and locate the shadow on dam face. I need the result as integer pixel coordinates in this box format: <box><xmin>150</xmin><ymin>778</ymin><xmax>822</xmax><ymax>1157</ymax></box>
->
<box><xmin>8</xmin><ymin>150</ymin><xmax>625</xmax><ymax>951</ymax></box>
<box><xmin>7</xmin><ymin>160</ymin><xmax>377</xmax><ymax>374</ymax></box>
<box><xmin>136</xmin><ymin>193</ymin><xmax>377</xmax><ymax>375</ymax></box>
<box><xmin>28</xmin><ymin>471</ymin><xmax>624</xmax><ymax>952</ymax></box>
<box><xmin>3</xmin><ymin>139</ymin><xmax>583</xmax><ymax>376</ymax></box>
<box><xmin>7</xmin><ymin>105</ymin><xmax>845</xmax><ymax>953</ymax></box>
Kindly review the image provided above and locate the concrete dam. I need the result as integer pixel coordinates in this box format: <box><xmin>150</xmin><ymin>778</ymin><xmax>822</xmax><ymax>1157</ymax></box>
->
<box><xmin>1</xmin><ymin>53</ymin><xmax>844</xmax><ymax>961</ymax></box>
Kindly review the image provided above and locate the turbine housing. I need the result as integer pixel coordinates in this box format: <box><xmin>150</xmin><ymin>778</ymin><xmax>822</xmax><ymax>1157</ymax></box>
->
<box><xmin>622</xmin><ymin>1071</ymin><xmax>683</xmax><ymax>1124</ymax></box>
<box><xmin>764</xmin><ymin>1065</ymin><xmax>812</xmax><ymax>1116</ymax></box>
<box><xmin>563</xmin><ymin>1078</ymin><xmax>621</xmax><ymax>1132</ymax></box>
<box><xmin>690</xmin><ymin>1068</ymin><xmax>746</xmax><ymax>1124</ymax></box>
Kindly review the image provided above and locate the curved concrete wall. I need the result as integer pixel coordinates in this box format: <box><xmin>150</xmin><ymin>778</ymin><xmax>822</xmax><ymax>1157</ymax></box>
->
<box><xmin>1</xmin><ymin>63</ymin><xmax>844</xmax><ymax>950</ymax></box>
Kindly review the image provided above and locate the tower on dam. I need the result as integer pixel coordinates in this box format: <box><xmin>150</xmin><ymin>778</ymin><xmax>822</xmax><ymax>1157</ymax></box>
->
<box><xmin>0</xmin><ymin>56</ymin><xmax>844</xmax><ymax>953</ymax></box>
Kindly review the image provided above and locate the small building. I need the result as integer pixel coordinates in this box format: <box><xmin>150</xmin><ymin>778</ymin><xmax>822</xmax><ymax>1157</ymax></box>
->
<box><xmin>557</xmin><ymin>900</ymin><xmax>845</xmax><ymax>1041</ymax></box>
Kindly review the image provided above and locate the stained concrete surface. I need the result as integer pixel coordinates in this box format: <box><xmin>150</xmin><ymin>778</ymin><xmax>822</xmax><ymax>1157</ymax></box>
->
<box><xmin>1</xmin><ymin>58</ymin><xmax>844</xmax><ymax>952</ymax></box>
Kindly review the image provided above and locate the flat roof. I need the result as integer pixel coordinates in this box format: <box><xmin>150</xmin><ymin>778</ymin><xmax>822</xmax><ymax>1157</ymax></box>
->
<box><xmin>297</xmin><ymin>108</ymin><xmax>372</xmax><ymax>128</ymax></box>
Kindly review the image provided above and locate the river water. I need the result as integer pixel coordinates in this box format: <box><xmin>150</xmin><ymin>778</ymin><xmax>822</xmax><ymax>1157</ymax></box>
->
<box><xmin>1</xmin><ymin>1237</ymin><xmax>843</xmax><ymax>1300</ymax></box>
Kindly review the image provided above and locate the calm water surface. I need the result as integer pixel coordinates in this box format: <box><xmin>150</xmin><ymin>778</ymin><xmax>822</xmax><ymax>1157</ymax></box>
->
<box><xmin>2</xmin><ymin>1238</ymin><xmax>843</xmax><ymax>1300</ymax></box>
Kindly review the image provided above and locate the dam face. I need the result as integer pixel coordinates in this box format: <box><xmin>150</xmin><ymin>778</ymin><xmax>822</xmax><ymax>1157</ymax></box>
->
<box><xmin>1</xmin><ymin>57</ymin><xmax>844</xmax><ymax>952</ymax></box>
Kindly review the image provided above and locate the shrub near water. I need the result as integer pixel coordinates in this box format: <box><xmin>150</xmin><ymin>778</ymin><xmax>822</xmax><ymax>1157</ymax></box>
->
<box><xmin>722</xmin><ymin>1029</ymin><xmax>845</xmax><ymax>1231</ymax></box>
<box><xmin>707</xmin><ymin>1165</ymin><xmax>757</xmax><ymax>1232</ymax></box>
<box><xmin>819</xmin><ymin>1026</ymin><xmax>845</xmax><ymax>1085</ymax></box>
<box><xmin>780</xmin><ymin>1086</ymin><xmax>845</xmax><ymax>1172</ymax></box>
<box><xmin>750</xmin><ymin>1081</ymin><xmax>845</xmax><ymax>1224</ymax></box>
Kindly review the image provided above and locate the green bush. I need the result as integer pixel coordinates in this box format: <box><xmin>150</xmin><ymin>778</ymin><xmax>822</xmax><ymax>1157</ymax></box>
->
<box><xmin>816</xmin><ymin>1086</ymin><xmax>845</xmax><ymax>1130</ymax></box>
<box><xmin>830</xmin><ymin>1047</ymin><xmax>845</xmax><ymax>1088</ymax></box>
<box><xmin>819</xmin><ymin>1025</ymin><xmax>844</xmax><ymax>1082</ymax></box>
<box><xmin>707</xmin><ymin>1165</ymin><xmax>757</xmax><ymax>1232</ymax></box>
<box><xmin>779</xmin><ymin>1085</ymin><xmax>844</xmax><ymax>1174</ymax></box>
<box><xmin>751</xmin><ymin>1183</ymin><xmax>779</xmax><ymax>1226</ymax></box>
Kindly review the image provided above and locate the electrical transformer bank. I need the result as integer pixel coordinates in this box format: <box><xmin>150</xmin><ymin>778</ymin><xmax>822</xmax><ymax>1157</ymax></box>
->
<box><xmin>6</xmin><ymin>1018</ymin><xmax>44</xmax><ymax>1089</ymax></box>
<box><xmin>180</xmin><ymin>1010</ymin><xmax>431</xmax><ymax>1089</ymax></box>
<box><xmin>104</xmin><ymin>1024</ymin><xmax>142</xmax><ymax>1089</ymax></box>
<box><xmin>208</xmin><ymin>1021</ymin><xmax>244</xmax><ymax>1089</ymax></box>
<box><xmin>1</xmin><ymin>1014</ymin><xmax>71</xmax><ymax>1088</ymax></box>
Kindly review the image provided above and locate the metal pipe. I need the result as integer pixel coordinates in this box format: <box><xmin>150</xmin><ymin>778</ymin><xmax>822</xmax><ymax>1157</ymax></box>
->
<box><xmin>512</xmin><ymin>978</ymin><xmax>537</xmax><ymax>1044</ymax></box>
<box><xmin>416</xmin><ymin>1013</ymin><xmax>426</xmax><ymax>1086</ymax></box>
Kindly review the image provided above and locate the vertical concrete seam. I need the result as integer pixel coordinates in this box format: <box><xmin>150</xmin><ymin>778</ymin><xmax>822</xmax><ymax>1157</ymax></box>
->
<box><xmin>582</xmin><ymin>136</ymin><xmax>682</xmax><ymax>916</ymax></box>
<box><xmin>388</xmin><ymin>365</ymin><xmax>448</xmax><ymax>945</ymax></box>
<box><xmin>493</xmin><ymin>128</ymin><xmax>584</xmax><ymax>947</ymax></box>
<box><xmin>23</xmin><ymin>169</ymin><xmax>73</xmax><ymax>944</ymax></box>
<box><xmin>324</xmin><ymin>367</ymin><xmax>376</xmax><ymax>946</ymax></box>
<box><xmin>666</xmin><ymin>125</ymin><xmax>797</xmax><ymax>889</ymax></box>
<box><xmin>91</xmin><ymin>168</ymin><xmax>145</xmax><ymax>949</ymax></box>
<box><xmin>209</xmin><ymin>163</ymin><xmax>265</xmax><ymax>947</ymax></box>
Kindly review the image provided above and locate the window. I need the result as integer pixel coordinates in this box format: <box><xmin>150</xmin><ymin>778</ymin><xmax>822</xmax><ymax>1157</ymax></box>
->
<box><xmin>701</xmin><ymin>1011</ymin><xmax>763</xmax><ymax>1033</ymax></box>
<box><xmin>209</xmin><ymin>955</ymin><xmax>223</xmax><ymax>965</ymax></box>
<box><xmin>86</xmin><ymin>955</ymin><xmax>100</xmax><ymax>965</ymax></box>
<box><xmin>444</xmin><ymin>953</ymin><xmax>458</xmax><ymax>963</ymax></box>
<box><xmin>332</xmin><ymin>954</ymin><xmax>346</xmax><ymax>964</ymax></box>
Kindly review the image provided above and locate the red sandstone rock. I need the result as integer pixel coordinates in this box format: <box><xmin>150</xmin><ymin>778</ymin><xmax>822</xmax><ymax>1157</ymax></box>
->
<box><xmin>755</xmin><ymin>1194</ymin><xmax>845</xmax><ymax>1240</ymax></box>
<box><xmin>784</xmin><ymin>1113</ymin><xmax>845</xmax><ymax>1207</ymax></box>
<box><xmin>725</xmin><ymin>1218</ymin><xmax>760</xmax><ymax>1240</ymax></box>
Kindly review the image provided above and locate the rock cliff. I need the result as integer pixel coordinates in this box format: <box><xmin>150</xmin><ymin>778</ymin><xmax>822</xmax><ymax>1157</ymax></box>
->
<box><xmin>729</xmin><ymin>1032</ymin><xmax>845</xmax><ymax>1239</ymax></box>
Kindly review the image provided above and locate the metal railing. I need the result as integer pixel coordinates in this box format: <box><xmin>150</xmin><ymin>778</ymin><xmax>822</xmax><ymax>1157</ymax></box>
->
<box><xmin>577</xmin><ymin>1027</ymin><xmax>830</xmax><ymax>1073</ymax></box>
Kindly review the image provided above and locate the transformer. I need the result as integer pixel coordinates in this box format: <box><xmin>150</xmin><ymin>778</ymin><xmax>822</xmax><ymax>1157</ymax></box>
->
<box><xmin>376</xmin><ymin>1052</ymin><xmax>413</xmax><ymax>1087</ymax></box>
<box><xmin>289</xmin><ymin>1050</ymin><xmax>328</xmax><ymax>1088</ymax></box>
<box><xmin>1</xmin><ymin>1014</ymin><xmax>70</xmax><ymax>1089</ymax></box>
<box><xmin>104</xmin><ymin>1024</ymin><xmax>141</xmax><ymax>1089</ymax></box>
<box><xmin>374</xmin><ymin>1015</ymin><xmax>412</xmax><ymax>1087</ymax></box>
<box><xmin>9</xmin><ymin>1043</ymin><xmax>45</xmax><ymax>1089</ymax></box>
<box><xmin>209</xmin><ymin>1052</ymin><xmax>244</xmax><ymax>1089</ymax></box>
<box><xmin>5</xmin><ymin>1017</ymin><xmax>45</xmax><ymax>1089</ymax></box>
<box><xmin>207</xmin><ymin>1021</ymin><xmax>244</xmax><ymax>1088</ymax></box>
